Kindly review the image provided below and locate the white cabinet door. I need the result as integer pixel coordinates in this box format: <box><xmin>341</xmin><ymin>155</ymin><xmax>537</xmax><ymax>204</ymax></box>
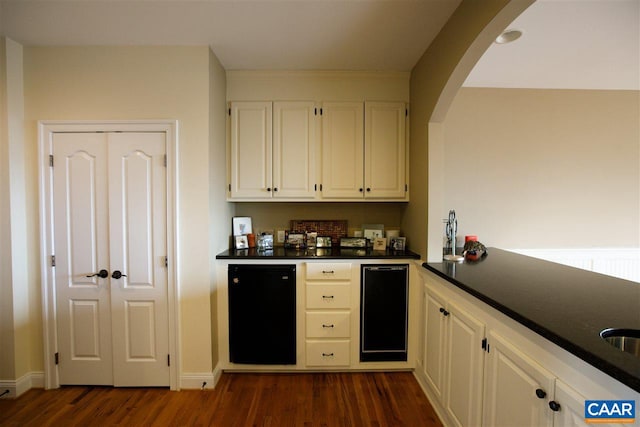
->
<box><xmin>230</xmin><ymin>101</ymin><xmax>272</xmax><ymax>198</ymax></box>
<box><xmin>444</xmin><ymin>300</ymin><xmax>485</xmax><ymax>427</ymax></box>
<box><xmin>483</xmin><ymin>331</ymin><xmax>555</xmax><ymax>427</ymax></box>
<box><xmin>364</xmin><ymin>101</ymin><xmax>406</xmax><ymax>199</ymax></box>
<box><xmin>321</xmin><ymin>102</ymin><xmax>364</xmax><ymax>198</ymax></box>
<box><xmin>423</xmin><ymin>285</ymin><xmax>447</xmax><ymax>401</ymax></box>
<box><xmin>273</xmin><ymin>101</ymin><xmax>317</xmax><ymax>199</ymax></box>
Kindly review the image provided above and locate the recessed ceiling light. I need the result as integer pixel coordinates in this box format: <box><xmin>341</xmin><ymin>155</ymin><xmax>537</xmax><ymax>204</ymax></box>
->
<box><xmin>495</xmin><ymin>29</ymin><xmax>523</xmax><ymax>44</ymax></box>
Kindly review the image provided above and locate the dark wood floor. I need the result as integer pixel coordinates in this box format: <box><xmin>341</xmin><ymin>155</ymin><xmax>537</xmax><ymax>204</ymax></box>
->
<box><xmin>0</xmin><ymin>372</ymin><xmax>443</xmax><ymax>426</ymax></box>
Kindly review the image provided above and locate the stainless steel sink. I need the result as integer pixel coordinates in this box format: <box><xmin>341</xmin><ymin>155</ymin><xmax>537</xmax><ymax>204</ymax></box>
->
<box><xmin>600</xmin><ymin>328</ymin><xmax>640</xmax><ymax>357</ymax></box>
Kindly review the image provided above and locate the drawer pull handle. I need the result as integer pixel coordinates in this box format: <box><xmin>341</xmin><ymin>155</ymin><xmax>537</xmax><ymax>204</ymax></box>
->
<box><xmin>322</xmin><ymin>270</ymin><xmax>335</xmax><ymax>274</ymax></box>
<box><xmin>322</xmin><ymin>324</ymin><xmax>334</xmax><ymax>328</ymax></box>
<box><xmin>322</xmin><ymin>295</ymin><xmax>334</xmax><ymax>299</ymax></box>
<box><xmin>322</xmin><ymin>353</ymin><xmax>334</xmax><ymax>357</ymax></box>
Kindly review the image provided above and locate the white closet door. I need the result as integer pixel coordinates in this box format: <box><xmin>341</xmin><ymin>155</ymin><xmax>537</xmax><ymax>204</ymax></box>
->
<box><xmin>108</xmin><ymin>132</ymin><xmax>169</xmax><ymax>387</ymax></box>
<box><xmin>53</xmin><ymin>132</ymin><xmax>113</xmax><ymax>385</ymax></box>
<box><xmin>53</xmin><ymin>131</ymin><xmax>169</xmax><ymax>387</ymax></box>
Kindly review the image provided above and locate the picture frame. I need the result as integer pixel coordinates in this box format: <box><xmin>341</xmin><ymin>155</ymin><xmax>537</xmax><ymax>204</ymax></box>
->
<box><xmin>285</xmin><ymin>232</ymin><xmax>305</xmax><ymax>248</ymax></box>
<box><xmin>390</xmin><ymin>237</ymin><xmax>406</xmax><ymax>251</ymax></box>
<box><xmin>232</xmin><ymin>216</ymin><xmax>253</xmax><ymax>236</ymax></box>
<box><xmin>306</xmin><ymin>232</ymin><xmax>318</xmax><ymax>248</ymax></box>
<box><xmin>316</xmin><ymin>236</ymin><xmax>332</xmax><ymax>248</ymax></box>
<box><xmin>235</xmin><ymin>235</ymin><xmax>249</xmax><ymax>250</ymax></box>
<box><xmin>364</xmin><ymin>229</ymin><xmax>383</xmax><ymax>241</ymax></box>
<box><xmin>372</xmin><ymin>237</ymin><xmax>387</xmax><ymax>251</ymax></box>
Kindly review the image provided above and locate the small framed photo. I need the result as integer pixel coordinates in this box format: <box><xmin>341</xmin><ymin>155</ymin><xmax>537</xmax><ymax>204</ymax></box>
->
<box><xmin>390</xmin><ymin>237</ymin><xmax>406</xmax><ymax>251</ymax></box>
<box><xmin>306</xmin><ymin>232</ymin><xmax>318</xmax><ymax>248</ymax></box>
<box><xmin>316</xmin><ymin>236</ymin><xmax>332</xmax><ymax>248</ymax></box>
<box><xmin>372</xmin><ymin>237</ymin><xmax>387</xmax><ymax>251</ymax></box>
<box><xmin>235</xmin><ymin>235</ymin><xmax>249</xmax><ymax>250</ymax></box>
<box><xmin>232</xmin><ymin>216</ymin><xmax>253</xmax><ymax>236</ymax></box>
<box><xmin>364</xmin><ymin>229</ymin><xmax>383</xmax><ymax>240</ymax></box>
<box><xmin>285</xmin><ymin>232</ymin><xmax>305</xmax><ymax>248</ymax></box>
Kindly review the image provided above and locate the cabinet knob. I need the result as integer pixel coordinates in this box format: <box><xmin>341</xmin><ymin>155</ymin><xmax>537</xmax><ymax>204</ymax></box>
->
<box><xmin>443</xmin><ymin>310</ymin><xmax>450</xmax><ymax>316</ymax></box>
<box><xmin>266</xmin><ymin>187</ymin><xmax>271</xmax><ymax>192</ymax></box>
<box><xmin>366</xmin><ymin>188</ymin><xmax>371</xmax><ymax>192</ymax></box>
<box><xmin>273</xmin><ymin>187</ymin><xmax>278</xmax><ymax>192</ymax></box>
<box><xmin>359</xmin><ymin>188</ymin><xmax>363</xmax><ymax>192</ymax></box>
<box><xmin>549</xmin><ymin>401</ymin><xmax>561</xmax><ymax>412</ymax></box>
<box><xmin>535</xmin><ymin>388</ymin><xmax>547</xmax><ymax>399</ymax></box>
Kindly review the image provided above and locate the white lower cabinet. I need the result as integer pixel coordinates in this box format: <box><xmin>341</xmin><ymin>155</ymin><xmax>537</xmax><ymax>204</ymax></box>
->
<box><xmin>305</xmin><ymin>340</ymin><xmax>350</xmax><ymax>366</ymax></box>
<box><xmin>419</xmin><ymin>270</ymin><xmax>635</xmax><ymax>427</ymax></box>
<box><xmin>305</xmin><ymin>262</ymin><xmax>353</xmax><ymax>368</ymax></box>
<box><xmin>423</xmin><ymin>284</ymin><xmax>485</xmax><ymax>427</ymax></box>
<box><xmin>482</xmin><ymin>331</ymin><xmax>555</xmax><ymax>427</ymax></box>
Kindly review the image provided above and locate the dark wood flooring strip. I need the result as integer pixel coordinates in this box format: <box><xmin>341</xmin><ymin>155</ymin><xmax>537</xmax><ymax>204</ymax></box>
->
<box><xmin>0</xmin><ymin>372</ymin><xmax>443</xmax><ymax>427</ymax></box>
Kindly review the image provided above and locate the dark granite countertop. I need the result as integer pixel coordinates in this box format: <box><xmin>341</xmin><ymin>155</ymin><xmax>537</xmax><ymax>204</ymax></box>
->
<box><xmin>422</xmin><ymin>248</ymin><xmax>640</xmax><ymax>393</ymax></box>
<box><xmin>216</xmin><ymin>247</ymin><xmax>421</xmax><ymax>260</ymax></box>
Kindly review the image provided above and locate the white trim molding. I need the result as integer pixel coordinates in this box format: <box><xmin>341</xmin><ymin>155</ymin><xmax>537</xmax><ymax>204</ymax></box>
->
<box><xmin>0</xmin><ymin>371</ymin><xmax>45</xmax><ymax>398</ymax></box>
<box><xmin>507</xmin><ymin>248</ymin><xmax>640</xmax><ymax>283</ymax></box>
<box><xmin>37</xmin><ymin>120</ymin><xmax>180</xmax><ymax>391</ymax></box>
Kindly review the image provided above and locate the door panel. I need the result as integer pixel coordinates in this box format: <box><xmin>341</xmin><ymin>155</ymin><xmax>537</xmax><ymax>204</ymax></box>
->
<box><xmin>108</xmin><ymin>132</ymin><xmax>169</xmax><ymax>387</ymax></box>
<box><xmin>364</xmin><ymin>102</ymin><xmax>406</xmax><ymax>198</ymax></box>
<box><xmin>483</xmin><ymin>331</ymin><xmax>555</xmax><ymax>427</ymax></box>
<box><xmin>53</xmin><ymin>133</ymin><xmax>113</xmax><ymax>385</ymax></box>
<box><xmin>53</xmin><ymin>131</ymin><xmax>169</xmax><ymax>387</ymax></box>
<box><xmin>321</xmin><ymin>102</ymin><xmax>364</xmax><ymax>198</ymax></box>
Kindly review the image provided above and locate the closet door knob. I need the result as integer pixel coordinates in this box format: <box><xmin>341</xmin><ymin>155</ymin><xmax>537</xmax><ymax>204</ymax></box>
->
<box><xmin>86</xmin><ymin>269</ymin><xmax>109</xmax><ymax>278</ymax></box>
<box><xmin>112</xmin><ymin>270</ymin><xmax>127</xmax><ymax>279</ymax></box>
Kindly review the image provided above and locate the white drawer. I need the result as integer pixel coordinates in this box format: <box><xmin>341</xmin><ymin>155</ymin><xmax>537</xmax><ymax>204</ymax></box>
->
<box><xmin>306</xmin><ymin>284</ymin><xmax>351</xmax><ymax>309</ymax></box>
<box><xmin>306</xmin><ymin>312</ymin><xmax>350</xmax><ymax>338</ymax></box>
<box><xmin>305</xmin><ymin>340</ymin><xmax>350</xmax><ymax>366</ymax></box>
<box><xmin>306</xmin><ymin>263</ymin><xmax>352</xmax><ymax>281</ymax></box>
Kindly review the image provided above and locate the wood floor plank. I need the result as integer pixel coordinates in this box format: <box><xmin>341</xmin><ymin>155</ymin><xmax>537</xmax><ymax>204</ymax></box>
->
<box><xmin>0</xmin><ymin>372</ymin><xmax>443</xmax><ymax>426</ymax></box>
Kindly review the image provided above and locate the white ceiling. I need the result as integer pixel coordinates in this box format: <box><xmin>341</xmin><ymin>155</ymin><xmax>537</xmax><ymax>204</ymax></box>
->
<box><xmin>465</xmin><ymin>0</ymin><xmax>640</xmax><ymax>90</ymax></box>
<box><xmin>0</xmin><ymin>0</ymin><xmax>638</xmax><ymax>89</ymax></box>
<box><xmin>0</xmin><ymin>0</ymin><xmax>461</xmax><ymax>71</ymax></box>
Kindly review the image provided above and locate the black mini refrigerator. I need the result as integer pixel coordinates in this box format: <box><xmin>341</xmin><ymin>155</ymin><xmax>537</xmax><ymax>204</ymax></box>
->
<box><xmin>360</xmin><ymin>264</ymin><xmax>409</xmax><ymax>362</ymax></box>
<box><xmin>228</xmin><ymin>264</ymin><xmax>296</xmax><ymax>365</ymax></box>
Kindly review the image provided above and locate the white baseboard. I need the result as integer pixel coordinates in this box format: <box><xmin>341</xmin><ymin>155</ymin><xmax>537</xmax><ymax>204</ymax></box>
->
<box><xmin>507</xmin><ymin>248</ymin><xmax>640</xmax><ymax>283</ymax></box>
<box><xmin>0</xmin><ymin>371</ymin><xmax>44</xmax><ymax>398</ymax></box>
<box><xmin>180</xmin><ymin>371</ymin><xmax>217</xmax><ymax>390</ymax></box>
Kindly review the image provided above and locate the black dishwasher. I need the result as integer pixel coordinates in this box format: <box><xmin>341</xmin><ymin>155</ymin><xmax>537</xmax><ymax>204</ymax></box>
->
<box><xmin>360</xmin><ymin>264</ymin><xmax>408</xmax><ymax>362</ymax></box>
<box><xmin>228</xmin><ymin>264</ymin><xmax>296</xmax><ymax>364</ymax></box>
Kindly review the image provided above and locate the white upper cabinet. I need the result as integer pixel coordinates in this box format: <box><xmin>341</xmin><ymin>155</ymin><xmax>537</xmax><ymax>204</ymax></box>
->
<box><xmin>230</xmin><ymin>101</ymin><xmax>273</xmax><ymax>199</ymax></box>
<box><xmin>365</xmin><ymin>102</ymin><xmax>407</xmax><ymax>199</ymax></box>
<box><xmin>273</xmin><ymin>101</ymin><xmax>317</xmax><ymax>199</ymax></box>
<box><xmin>229</xmin><ymin>101</ymin><xmax>317</xmax><ymax>200</ymax></box>
<box><xmin>320</xmin><ymin>102</ymin><xmax>365</xmax><ymax>199</ymax></box>
<box><xmin>321</xmin><ymin>101</ymin><xmax>407</xmax><ymax>201</ymax></box>
<box><xmin>229</xmin><ymin>99</ymin><xmax>408</xmax><ymax>201</ymax></box>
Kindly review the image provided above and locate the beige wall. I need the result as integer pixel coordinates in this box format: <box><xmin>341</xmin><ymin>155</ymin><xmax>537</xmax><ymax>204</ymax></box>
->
<box><xmin>23</xmin><ymin>46</ymin><xmax>216</xmax><ymax>376</ymax></box>
<box><xmin>0</xmin><ymin>37</ymin><xmax>33</xmax><ymax>384</ymax></box>
<box><xmin>408</xmin><ymin>0</ymin><xmax>532</xmax><ymax>260</ymax></box>
<box><xmin>443</xmin><ymin>87</ymin><xmax>640</xmax><ymax>249</ymax></box>
<box><xmin>208</xmin><ymin>49</ymin><xmax>230</xmax><ymax>369</ymax></box>
<box><xmin>0</xmin><ymin>37</ymin><xmax>14</xmax><ymax>381</ymax></box>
